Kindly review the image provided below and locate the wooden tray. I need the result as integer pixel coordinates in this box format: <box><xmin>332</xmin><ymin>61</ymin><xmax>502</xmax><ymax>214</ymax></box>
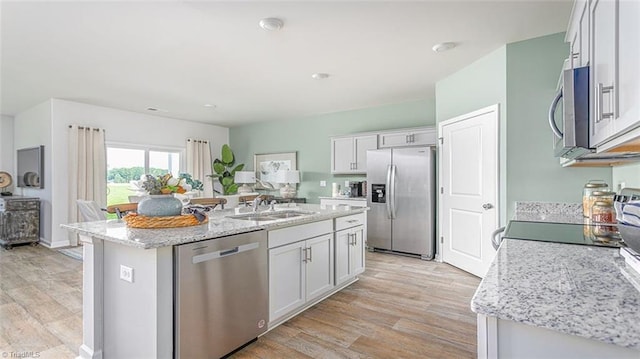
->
<box><xmin>122</xmin><ymin>213</ymin><xmax>207</xmax><ymax>228</ymax></box>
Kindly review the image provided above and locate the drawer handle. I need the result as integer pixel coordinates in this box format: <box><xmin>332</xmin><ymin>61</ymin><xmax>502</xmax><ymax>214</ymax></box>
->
<box><xmin>346</xmin><ymin>219</ymin><xmax>359</xmax><ymax>223</ymax></box>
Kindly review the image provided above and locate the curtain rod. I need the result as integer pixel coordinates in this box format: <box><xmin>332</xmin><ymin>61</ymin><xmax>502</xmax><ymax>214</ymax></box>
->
<box><xmin>68</xmin><ymin>125</ymin><xmax>103</xmax><ymax>131</ymax></box>
<box><xmin>187</xmin><ymin>139</ymin><xmax>209</xmax><ymax>143</ymax></box>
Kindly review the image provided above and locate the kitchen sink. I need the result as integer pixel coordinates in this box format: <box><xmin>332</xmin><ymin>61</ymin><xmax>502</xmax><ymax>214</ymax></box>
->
<box><xmin>227</xmin><ymin>210</ymin><xmax>315</xmax><ymax>221</ymax></box>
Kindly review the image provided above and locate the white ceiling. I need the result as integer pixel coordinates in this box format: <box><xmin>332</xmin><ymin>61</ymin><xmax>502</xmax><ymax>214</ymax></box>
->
<box><xmin>1</xmin><ymin>1</ymin><xmax>572</xmax><ymax>127</ymax></box>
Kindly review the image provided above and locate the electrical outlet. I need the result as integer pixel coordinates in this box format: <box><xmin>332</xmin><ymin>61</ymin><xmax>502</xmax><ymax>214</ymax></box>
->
<box><xmin>120</xmin><ymin>265</ymin><xmax>133</xmax><ymax>283</ymax></box>
<box><xmin>320</xmin><ymin>181</ymin><xmax>326</xmax><ymax>187</ymax></box>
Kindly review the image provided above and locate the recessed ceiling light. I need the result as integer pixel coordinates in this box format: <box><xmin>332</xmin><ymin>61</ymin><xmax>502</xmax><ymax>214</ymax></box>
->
<box><xmin>146</xmin><ymin>107</ymin><xmax>168</xmax><ymax>113</ymax></box>
<box><xmin>259</xmin><ymin>17</ymin><xmax>284</xmax><ymax>31</ymax></box>
<box><xmin>311</xmin><ymin>73</ymin><xmax>330</xmax><ymax>80</ymax></box>
<box><xmin>204</xmin><ymin>104</ymin><xmax>216</xmax><ymax>109</ymax></box>
<box><xmin>432</xmin><ymin>42</ymin><xmax>457</xmax><ymax>53</ymax></box>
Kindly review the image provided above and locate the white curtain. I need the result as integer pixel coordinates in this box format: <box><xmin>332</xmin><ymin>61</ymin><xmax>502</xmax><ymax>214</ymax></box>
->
<box><xmin>68</xmin><ymin>125</ymin><xmax>107</xmax><ymax>228</ymax></box>
<box><xmin>186</xmin><ymin>138</ymin><xmax>213</xmax><ymax>197</ymax></box>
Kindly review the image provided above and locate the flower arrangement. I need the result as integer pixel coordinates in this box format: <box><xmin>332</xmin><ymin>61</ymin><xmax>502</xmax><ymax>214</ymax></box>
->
<box><xmin>141</xmin><ymin>173</ymin><xmax>203</xmax><ymax>195</ymax></box>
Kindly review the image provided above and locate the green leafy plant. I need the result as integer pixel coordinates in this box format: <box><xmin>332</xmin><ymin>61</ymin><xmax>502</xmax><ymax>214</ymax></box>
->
<box><xmin>209</xmin><ymin>144</ymin><xmax>244</xmax><ymax>195</ymax></box>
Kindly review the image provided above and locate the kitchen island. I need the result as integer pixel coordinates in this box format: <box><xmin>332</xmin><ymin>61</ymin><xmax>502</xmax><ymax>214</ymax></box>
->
<box><xmin>472</xmin><ymin>203</ymin><xmax>640</xmax><ymax>358</ymax></box>
<box><xmin>62</xmin><ymin>203</ymin><xmax>367</xmax><ymax>359</ymax></box>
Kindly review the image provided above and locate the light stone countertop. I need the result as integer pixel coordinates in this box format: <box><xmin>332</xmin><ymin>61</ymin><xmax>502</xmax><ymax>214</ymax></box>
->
<box><xmin>318</xmin><ymin>196</ymin><xmax>367</xmax><ymax>201</ymax></box>
<box><xmin>514</xmin><ymin>201</ymin><xmax>584</xmax><ymax>224</ymax></box>
<box><xmin>473</xmin><ymin>201</ymin><xmax>640</xmax><ymax>350</ymax></box>
<box><xmin>61</xmin><ymin>203</ymin><xmax>366</xmax><ymax>249</ymax></box>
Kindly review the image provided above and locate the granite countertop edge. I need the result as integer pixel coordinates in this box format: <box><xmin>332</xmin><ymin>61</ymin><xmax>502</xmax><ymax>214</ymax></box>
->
<box><xmin>471</xmin><ymin>239</ymin><xmax>640</xmax><ymax>351</ymax></box>
<box><xmin>61</xmin><ymin>204</ymin><xmax>367</xmax><ymax>249</ymax></box>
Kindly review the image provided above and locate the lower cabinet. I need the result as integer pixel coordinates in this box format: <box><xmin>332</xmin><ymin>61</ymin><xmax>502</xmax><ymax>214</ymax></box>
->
<box><xmin>335</xmin><ymin>225</ymin><xmax>365</xmax><ymax>285</ymax></box>
<box><xmin>268</xmin><ymin>221</ymin><xmax>334</xmax><ymax>324</ymax></box>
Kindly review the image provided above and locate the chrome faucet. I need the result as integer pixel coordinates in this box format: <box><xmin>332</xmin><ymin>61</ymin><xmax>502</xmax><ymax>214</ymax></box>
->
<box><xmin>252</xmin><ymin>197</ymin><xmax>262</xmax><ymax>212</ymax></box>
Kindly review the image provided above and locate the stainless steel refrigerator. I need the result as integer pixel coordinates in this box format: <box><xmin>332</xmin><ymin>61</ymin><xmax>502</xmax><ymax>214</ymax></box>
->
<box><xmin>366</xmin><ymin>147</ymin><xmax>435</xmax><ymax>259</ymax></box>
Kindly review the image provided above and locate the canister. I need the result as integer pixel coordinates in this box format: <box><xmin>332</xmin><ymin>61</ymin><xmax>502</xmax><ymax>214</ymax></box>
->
<box><xmin>582</xmin><ymin>180</ymin><xmax>609</xmax><ymax>217</ymax></box>
<box><xmin>586</xmin><ymin>190</ymin><xmax>615</xmax><ymax>219</ymax></box>
<box><xmin>592</xmin><ymin>200</ymin><xmax>618</xmax><ymax>237</ymax></box>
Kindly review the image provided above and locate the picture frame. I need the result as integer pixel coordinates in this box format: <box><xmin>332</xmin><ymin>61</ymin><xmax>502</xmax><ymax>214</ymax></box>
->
<box><xmin>253</xmin><ymin>152</ymin><xmax>297</xmax><ymax>190</ymax></box>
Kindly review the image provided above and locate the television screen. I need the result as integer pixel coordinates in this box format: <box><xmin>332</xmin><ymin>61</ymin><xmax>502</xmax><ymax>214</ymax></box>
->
<box><xmin>17</xmin><ymin>146</ymin><xmax>44</xmax><ymax>188</ymax></box>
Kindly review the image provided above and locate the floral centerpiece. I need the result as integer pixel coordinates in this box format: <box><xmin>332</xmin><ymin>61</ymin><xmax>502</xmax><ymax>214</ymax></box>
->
<box><xmin>141</xmin><ymin>173</ymin><xmax>188</xmax><ymax>195</ymax></box>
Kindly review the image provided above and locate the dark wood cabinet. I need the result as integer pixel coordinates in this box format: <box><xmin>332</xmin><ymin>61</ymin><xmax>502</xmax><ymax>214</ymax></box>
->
<box><xmin>0</xmin><ymin>196</ymin><xmax>40</xmax><ymax>249</ymax></box>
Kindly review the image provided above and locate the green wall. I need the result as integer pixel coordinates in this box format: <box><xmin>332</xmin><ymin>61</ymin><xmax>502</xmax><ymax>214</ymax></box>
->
<box><xmin>229</xmin><ymin>99</ymin><xmax>436</xmax><ymax>203</ymax></box>
<box><xmin>436</xmin><ymin>33</ymin><xmax>612</xmax><ymax>222</ymax></box>
<box><xmin>505</xmin><ymin>33</ymin><xmax>611</xmax><ymax>217</ymax></box>
<box><xmin>436</xmin><ymin>45</ymin><xmax>509</xmax><ymax>222</ymax></box>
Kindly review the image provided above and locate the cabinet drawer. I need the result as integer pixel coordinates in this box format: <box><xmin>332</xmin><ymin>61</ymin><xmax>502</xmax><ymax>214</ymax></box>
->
<box><xmin>268</xmin><ymin>220</ymin><xmax>332</xmax><ymax>248</ymax></box>
<box><xmin>3</xmin><ymin>200</ymin><xmax>40</xmax><ymax>211</ymax></box>
<box><xmin>335</xmin><ymin>213</ymin><xmax>366</xmax><ymax>231</ymax></box>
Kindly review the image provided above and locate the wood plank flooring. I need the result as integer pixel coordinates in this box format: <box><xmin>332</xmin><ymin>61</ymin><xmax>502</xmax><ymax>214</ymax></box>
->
<box><xmin>236</xmin><ymin>252</ymin><xmax>481</xmax><ymax>358</ymax></box>
<box><xmin>0</xmin><ymin>245</ymin><xmax>480</xmax><ymax>358</ymax></box>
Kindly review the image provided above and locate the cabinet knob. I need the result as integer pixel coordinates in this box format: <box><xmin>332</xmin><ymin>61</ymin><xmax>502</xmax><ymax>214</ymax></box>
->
<box><xmin>482</xmin><ymin>203</ymin><xmax>494</xmax><ymax>210</ymax></box>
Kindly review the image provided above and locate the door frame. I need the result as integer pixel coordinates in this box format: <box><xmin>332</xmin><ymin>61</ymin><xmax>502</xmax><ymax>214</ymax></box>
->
<box><xmin>437</xmin><ymin>104</ymin><xmax>500</xmax><ymax>266</ymax></box>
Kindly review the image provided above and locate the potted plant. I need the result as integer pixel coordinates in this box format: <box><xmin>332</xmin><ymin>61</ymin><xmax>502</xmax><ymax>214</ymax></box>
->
<box><xmin>210</xmin><ymin>144</ymin><xmax>244</xmax><ymax>195</ymax></box>
<box><xmin>137</xmin><ymin>173</ymin><xmax>186</xmax><ymax>217</ymax></box>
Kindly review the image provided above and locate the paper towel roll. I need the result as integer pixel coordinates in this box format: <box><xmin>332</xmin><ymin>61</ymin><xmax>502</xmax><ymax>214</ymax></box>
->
<box><xmin>332</xmin><ymin>183</ymin><xmax>340</xmax><ymax>197</ymax></box>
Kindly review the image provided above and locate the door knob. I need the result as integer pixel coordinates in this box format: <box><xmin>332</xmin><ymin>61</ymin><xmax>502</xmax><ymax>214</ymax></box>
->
<box><xmin>482</xmin><ymin>203</ymin><xmax>494</xmax><ymax>210</ymax></box>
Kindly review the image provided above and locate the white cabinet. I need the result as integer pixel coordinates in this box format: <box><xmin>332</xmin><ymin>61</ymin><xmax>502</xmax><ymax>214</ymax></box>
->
<box><xmin>378</xmin><ymin>127</ymin><xmax>436</xmax><ymax>148</ymax></box>
<box><xmin>590</xmin><ymin>0</ymin><xmax>617</xmax><ymax>146</ymax></box>
<box><xmin>334</xmin><ymin>213</ymin><xmax>366</xmax><ymax>285</ymax></box>
<box><xmin>268</xmin><ymin>220</ymin><xmax>334</xmax><ymax>324</ymax></box>
<box><xmin>587</xmin><ymin>0</ymin><xmax>640</xmax><ymax>148</ymax></box>
<box><xmin>613</xmin><ymin>0</ymin><xmax>640</xmax><ymax>136</ymax></box>
<box><xmin>330</xmin><ymin>135</ymin><xmax>377</xmax><ymax>174</ymax></box>
<box><xmin>567</xmin><ymin>0</ymin><xmax>590</xmax><ymax>68</ymax></box>
<box><xmin>477</xmin><ymin>314</ymin><xmax>640</xmax><ymax>359</ymax></box>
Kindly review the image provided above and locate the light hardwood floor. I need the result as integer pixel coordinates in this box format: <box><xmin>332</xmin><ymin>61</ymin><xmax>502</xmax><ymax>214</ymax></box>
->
<box><xmin>0</xmin><ymin>245</ymin><xmax>480</xmax><ymax>358</ymax></box>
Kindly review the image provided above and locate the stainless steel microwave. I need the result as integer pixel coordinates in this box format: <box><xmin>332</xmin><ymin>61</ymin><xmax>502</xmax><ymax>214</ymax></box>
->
<box><xmin>549</xmin><ymin>66</ymin><xmax>591</xmax><ymax>159</ymax></box>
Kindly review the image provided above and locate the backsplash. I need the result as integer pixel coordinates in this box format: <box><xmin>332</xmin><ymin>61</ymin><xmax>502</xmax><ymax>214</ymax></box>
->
<box><xmin>514</xmin><ymin>201</ymin><xmax>583</xmax><ymax>224</ymax></box>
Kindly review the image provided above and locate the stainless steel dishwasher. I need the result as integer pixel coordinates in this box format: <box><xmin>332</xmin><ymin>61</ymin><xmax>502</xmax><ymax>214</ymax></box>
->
<box><xmin>174</xmin><ymin>230</ymin><xmax>268</xmax><ymax>358</ymax></box>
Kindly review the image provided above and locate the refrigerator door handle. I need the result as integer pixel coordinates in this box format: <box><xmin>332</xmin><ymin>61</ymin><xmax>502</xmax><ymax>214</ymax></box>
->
<box><xmin>389</xmin><ymin>164</ymin><xmax>397</xmax><ymax>219</ymax></box>
<box><xmin>385</xmin><ymin>165</ymin><xmax>393</xmax><ymax>219</ymax></box>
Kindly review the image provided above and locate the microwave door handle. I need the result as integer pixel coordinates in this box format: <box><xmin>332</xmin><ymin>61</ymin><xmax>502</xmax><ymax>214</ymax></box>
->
<box><xmin>548</xmin><ymin>89</ymin><xmax>564</xmax><ymax>139</ymax></box>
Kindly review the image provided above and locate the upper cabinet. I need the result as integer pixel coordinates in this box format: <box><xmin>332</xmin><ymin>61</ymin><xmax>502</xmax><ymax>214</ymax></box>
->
<box><xmin>378</xmin><ymin>128</ymin><xmax>437</xmax><ymax>148</ymax></box>
<box><xmin>331</xmin><ymin>135</ymin><xmax>377</xmax><ymax>174</ymax></box>
<box><xmin>568</xmin><ymin>0</ymin><xmax>590</xmax><ymax>69</ymax></box>
<box><xmin>584</xmin><ymin>0</ymin><xmax>640</xmax><ymax>150</ymax></box>
<box><xmin>330</xmin><ymin>126</ymin><xmax>436</xmax><ymax>174</ymax></box>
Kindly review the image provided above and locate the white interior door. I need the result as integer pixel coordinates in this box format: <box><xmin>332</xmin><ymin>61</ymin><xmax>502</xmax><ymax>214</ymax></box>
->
<box><xmin>439</xmin><ymin>105</ymin><xmax>499</xmax><ymax>278</ymax></box>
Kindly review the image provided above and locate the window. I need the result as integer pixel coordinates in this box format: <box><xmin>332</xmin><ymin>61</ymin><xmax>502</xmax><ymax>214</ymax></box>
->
<box><xmin>106</xmin><ymin>144</ymin><xmax>183</xmax><ymax>207</ymax></box>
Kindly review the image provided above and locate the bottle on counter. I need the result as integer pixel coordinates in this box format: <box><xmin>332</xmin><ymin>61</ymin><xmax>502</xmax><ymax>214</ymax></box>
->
<box><xmin>582</xmin><ymin>180</ymin><xmax>609</xmax><ymax>218</ymax></box>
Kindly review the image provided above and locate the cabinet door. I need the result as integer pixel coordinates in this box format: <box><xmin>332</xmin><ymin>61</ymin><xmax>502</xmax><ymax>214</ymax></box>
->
<box><xmin>305</xmin><ymin>234</ymin><xmax>334</xmax><ymax>301</ymax></box>
<box><xmin>351</xmin><ymin>226</ymin><xmax>365</xmax><ymax>276</ymax></box>
<box><xmin>614</xmin><ymin>0</ymin><xmax>640</xmax><ymax>135</ymax></box>
<box><xmin>353</xmin><ymin>135</ymin><xmax>378</xmax><ymax>172</ymax></box>
<box><xmin>0</xmin><ymin>210</ymin><xmax>39</xmax><ymax>242</ymax></box>
<box><xmin>331</xmin><ymin>137</ymin><xmax>355</xmax><ymax>173</ymax></box>
<box><xmin>334</xmin><ymin>229</ymin><xmax>352</xmax><ymax>285</ymax></box>
<box><xmin>579</xmin><ymin>0</ymin><xmax>590</xmax><ymax>67</ymax></box>
<box><xmin>410</xmin><ymin>128</ymin><xmax>437</xmax><ymax>146</ymax></box>
<box><xmin>590</xmin><ymin>0</ymin><xmax>617</xmax><ymax>146</ymax></box>
<box><xmin>269</xmin><ymin>241</ymin><xmax>305</xmax><ymax>322</ymax></box>
<box><xmin>379</xmin><ymin>131</ymin><xmax>410</xmax><ymax>148</ymax></box>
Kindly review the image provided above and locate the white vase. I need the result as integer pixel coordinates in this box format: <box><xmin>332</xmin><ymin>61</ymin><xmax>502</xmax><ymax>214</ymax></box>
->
<box><xmin>137</xmin><ymin>195</ymin><xmax>183</xmax><ymax>217</ymax></box>
<box><xmin>217</xmin><ymin>194</ymin><xmax>241</xmax><ymax>209</ymax></box>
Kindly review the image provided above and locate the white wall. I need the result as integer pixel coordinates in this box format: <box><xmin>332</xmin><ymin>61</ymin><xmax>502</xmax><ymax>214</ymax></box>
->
<box><xmin>612</xmin><ymin>163</ymin><xmax>640</xmax><ymax>191</ymax></box>
<box><xmin>14</xmin><ymin>99</ymin><xmax>229</xmax><ymax>247</ymax></box>
<box><xmin>0</xmin><ymin>115</ymin><xmax>15</xmax><ymax>192</ymax></box>
<box><xmin>13</xmin><ymin>101</ymin><xmax>53</xmax><ymax>245</ymax></box>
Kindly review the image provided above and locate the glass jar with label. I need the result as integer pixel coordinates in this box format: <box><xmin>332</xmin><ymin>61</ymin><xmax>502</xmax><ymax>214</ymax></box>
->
<box><xmin>582</xmin><ymin>180</ymin><xmax>610</xmax><ymax>217</ymax></box>
<box><xmin>592</xmin><ymin>200</ymin><xmax>617</xmax><ymax>237</ymax></box>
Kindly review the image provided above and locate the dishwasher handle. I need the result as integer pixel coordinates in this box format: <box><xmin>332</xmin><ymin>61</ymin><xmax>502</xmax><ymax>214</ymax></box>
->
<box><xmin>192</xmin><ymin>242</ymin><xmax>260</xmax><ymax>264</ymax></box>
<box><xmin>491</xmin><ymin>227</ymin><xmax>506</xmax><ymax>250</ymax></box>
